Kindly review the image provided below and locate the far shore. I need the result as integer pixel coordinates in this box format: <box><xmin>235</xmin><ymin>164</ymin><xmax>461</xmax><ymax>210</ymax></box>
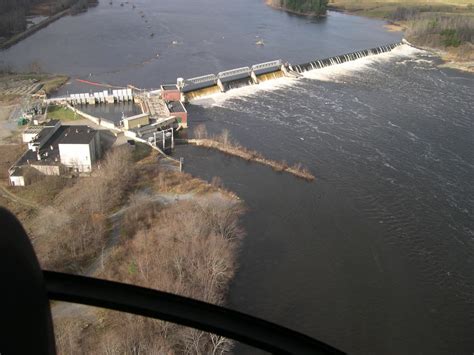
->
<box><xmin>0</xmin><ymin>10</ymin><xmax>69</xmax><ymax>50</ymax></box>
<box><xmin>265</xmin><ymin>0</ymin><xmax>474</xmax><ymax>74</ymax></box>
<box><xmin>265</xmin><ymin>0</ymin><xmax>327</xmax><ymax>17</ymax></box>
<box><xmin>326</xmin><ymin>1</ymin><xmax>474</xmax><ymax>73</ymax></box>
<box><xmin>0</xmin><ymin>0</ymin><xmax>98</xmax><ymax>51</ymax></box>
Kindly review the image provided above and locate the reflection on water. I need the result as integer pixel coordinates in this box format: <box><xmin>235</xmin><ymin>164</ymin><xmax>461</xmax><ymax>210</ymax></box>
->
<box><xmin>78</xmin><ymin>102</ymin><xmax>141</xmax><ymax>123</ymax></box>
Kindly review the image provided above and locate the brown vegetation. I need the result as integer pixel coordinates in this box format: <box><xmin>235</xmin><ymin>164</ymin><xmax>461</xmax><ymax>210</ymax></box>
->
<box><xmin>329</xmin><ymin>0</ymin><xmax>474</xmax><ymax>69</ymax></box>
<box><xmin>0</xmin><ymin>134</ymin><xmax>245</xmax><ymax>353</ymax></box>
<box><xmin>54</xmin><ymin>196</ymin><xmax>244</xmax><ymax>354</ymax></box>
<box><xmin>191</xmin><ymin>125</ymin><xmax>315</xmax><ymax>181</ymax></box>
<box><xmin>31</xmin><ymin>146</ymin><xmax>136</xmax><ymax>272</ymax></box>
<box><xmin>0</xmin><ymin>144</ymin><xmax>26</xmax><ymax>179</ymax></box>
<box><xmin>406</xmin><ymin>15</ymin><xmax>474</xmax><ymax>62</ymax></box>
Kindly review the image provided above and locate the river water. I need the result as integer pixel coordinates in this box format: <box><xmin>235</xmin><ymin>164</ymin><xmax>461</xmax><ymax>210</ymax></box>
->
<box><xmin>1</xmin><ymin>1</ymin><xmax>473</xmax><ymax>354</ymax></box>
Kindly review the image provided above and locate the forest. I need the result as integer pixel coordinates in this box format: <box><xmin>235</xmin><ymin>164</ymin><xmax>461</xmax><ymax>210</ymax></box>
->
<box><xmin>268</xmin><ymin>0</ymin><xmax>329</xmax><ymax>16</ymax></box>
<box><xmin>0</xmin><ymin>0</ymin><xmax>92</xmax><ymax>39</ymax></box>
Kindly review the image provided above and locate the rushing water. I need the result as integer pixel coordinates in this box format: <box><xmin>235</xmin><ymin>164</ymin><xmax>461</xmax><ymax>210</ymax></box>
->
<box><xmin>1</xmin><ymin>1</ymin><xmax>473</xmax><ymax>354</ymax></box>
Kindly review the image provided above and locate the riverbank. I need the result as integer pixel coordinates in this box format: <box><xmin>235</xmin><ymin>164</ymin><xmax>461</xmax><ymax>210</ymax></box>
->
<box><xmin>0</xmin><ymin>0</ymin><xmax>98</xmax><ymax>50</ymax></box>
<box><xmin>0</xmin><ymin>142</ymin><xmax>244</xmax><ymax>353</ymax></box>
<box><xmin>0</xmin><ymin>10</ymin><xmax>69</xmax><ymax>50</ymax></box>
<box><xmin>327</xmin><ymin>0</ymin><xmax>474</xmax><ymax>73</ymax></box>
<box><xmin>265</xmin><ymin>0</ymin><xmax>328</xmax><ymax>17</ymax></box>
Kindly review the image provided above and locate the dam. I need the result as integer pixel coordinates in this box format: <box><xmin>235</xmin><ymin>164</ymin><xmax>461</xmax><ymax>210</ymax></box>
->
<box><xmin>44</xmin><ymin>41</ymin><xmax>405</xmax><ymax>151</ymax></box>
<box><xmin>177</xmin><ymin>41</ymin><xmax>404</xmax><ymax>101</ymax></box>
<box><xmin>47</xmin><ymin>41</ymin><xmax>405</xmax><ymax>108</ymax></box>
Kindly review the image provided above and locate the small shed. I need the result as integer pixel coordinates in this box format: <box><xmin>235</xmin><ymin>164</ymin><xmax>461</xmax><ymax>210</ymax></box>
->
<box><xmin>9</xmin><ymin>168</ymin><xmax>25</xmax><ymax>187</ymax></box>
<box><xmin>123</xmin><ymin>113</ymin><xmax>150</xmax><ymax>130</ymax></box>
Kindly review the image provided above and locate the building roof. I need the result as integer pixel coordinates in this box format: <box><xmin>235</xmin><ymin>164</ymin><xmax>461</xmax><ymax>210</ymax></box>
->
<box><xmin>58</xmin><ymin>126</ymin><xmax>97</xmax><ymax>145</ymax></box>
<box><xmin>161</xmin><ymin>84</ymin><xmax>179</xmax><ymax>91</ymax></box>
<box><xmin>10</xmin><ymin>167</ymin><xmax>24</xmax><ymax>177</ymax></box>
<box><xmin>23</xmin><ymin>126</ymin><xmax>44</xmax><ymax>135</ymax></box>
<box><xmin>32</xmin><ymin>126</ymin><xmax>56</xmax><ymax>145</ymax></box>
<box><xmin>23</xmin><ymin>120</ymin><xmax>60</xmax><ymax>135</ymax></box>
<box><xmin>167</xmin><ymin>101</ymin><xmax>186</xmax><ymax>113</ymax></box>
<box><xmin>16</xmin><ymin>125</ymin><xmax>97</xmax><ymax>167</ymax></box>
<box><xmin>44</xmin><ymin>119</ymin><xmax>60</xmax><ymax>127</ymax></box>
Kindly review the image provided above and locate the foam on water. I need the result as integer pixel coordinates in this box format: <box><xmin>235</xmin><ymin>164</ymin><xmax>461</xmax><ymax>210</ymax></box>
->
<box><xmin>190</xmin><ymin>44</ymin><xmax>428</xmax><ymax>106</ymax></box>
<box><xmin>302</xmin><ymin>44</ymin><xmax>427</xmax><ymax>81</ymax></box>
<box><xmin>190</xmin><ymin>75</ymin><xmax>297</xmax><ymax>107</ymax></box>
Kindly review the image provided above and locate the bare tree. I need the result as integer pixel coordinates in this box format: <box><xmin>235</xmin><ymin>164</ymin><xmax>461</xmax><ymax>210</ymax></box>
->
<box><xmin>193</xmin><ymin>124</ymin><xmax>208</xmax><ymax>139</ymax></box>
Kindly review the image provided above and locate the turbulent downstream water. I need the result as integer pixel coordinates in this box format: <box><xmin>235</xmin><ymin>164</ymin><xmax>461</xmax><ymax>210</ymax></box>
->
<box><xmin>1</xmin><ymin>0</ymin><xmax>473</xmax><ymax>354</ymax></box>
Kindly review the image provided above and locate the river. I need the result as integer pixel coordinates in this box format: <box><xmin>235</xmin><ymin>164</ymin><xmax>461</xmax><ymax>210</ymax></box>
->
<box><xmin>1</xmin><ymin>1</ymin><xmax>473</xmax><ymax>354</ymax></box>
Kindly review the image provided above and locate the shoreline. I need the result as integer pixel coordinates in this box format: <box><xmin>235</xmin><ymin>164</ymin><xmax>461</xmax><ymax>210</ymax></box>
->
<box><xmin>265</xmin><ymin>0</ymin><xmax>327</xmax><ymax>17</ymax></box>
<box><xmin>0</xmin><ymin>1</ymin><xmax>99</xmax><ymax>51</ymax></box>
<box><xmin>325</xmin><ymin>4</ymin><xmax>474</xmax><ymax>74</ymax></box>
<box><xmin>0</xmin><ymin>10</ymin><xmax>70</xmax><ymax>50</ymax></box>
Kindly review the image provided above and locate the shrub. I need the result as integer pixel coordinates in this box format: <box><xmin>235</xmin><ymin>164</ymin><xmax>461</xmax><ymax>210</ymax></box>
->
<box><xmin>441</xmin><ymin>29</ymin><xmax>462</xmax><ymax>47</ymax></box>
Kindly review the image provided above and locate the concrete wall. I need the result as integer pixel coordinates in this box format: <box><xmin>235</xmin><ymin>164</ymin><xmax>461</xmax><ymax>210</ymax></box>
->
<box><xmin>30</xmin><ymin>164</ymin><xmax>61</xmax><ymax>176</ymax></box>
<box><xmin>100</xmin><ymin>119</ymin><xmax>116</xmax><ymax>130</ymax></box>
<box><xmin>124</xmin><ymin>114</ymin><xmax>149</xmax><ymax>130</ymax></box>
<box><xmin>162</xmin><ymin>90</ymin><xmax>181</xmax><ymax>101</ymax></box>
<box><xmin>93</xmin><ymin>131</ymin><xmax>101</xmax><ymax>161</ymax></box>
<box><xmin>59</xmin><ymin>143</ymin><xmax>93</xmax><ymax>173</ymax></box>
<box><xmin>124</xmin><ymin>130</ymin><xmax>138</xmax><ymax>139</ymax></box>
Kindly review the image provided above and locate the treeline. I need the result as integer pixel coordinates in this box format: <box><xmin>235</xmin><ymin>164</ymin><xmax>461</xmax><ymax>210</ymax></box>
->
<box><xmin>0</xmin><ymin>0</ymin><xmax>95</xmax><ymax>39</ymax></box>
<box><xmin>269</xmin><ymin>0</ymin><xmax>329</xmax><ymax>16</ymax></box>
<box><xmin>0</xmin><ymin>0</ymin><xmax>39</xmax><ymax>36</ymax></box>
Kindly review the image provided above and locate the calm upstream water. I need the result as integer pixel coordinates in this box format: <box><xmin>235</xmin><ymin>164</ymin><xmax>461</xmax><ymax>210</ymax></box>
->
<box><xmin>1</xmin><ymin>0</ymin><xmax>473</xmax><ymax>354</ymax></box>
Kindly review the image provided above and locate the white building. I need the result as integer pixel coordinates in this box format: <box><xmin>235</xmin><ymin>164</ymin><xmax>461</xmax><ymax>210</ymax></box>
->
<box><xmin>58</xmin><ymin>126</ymin><xmax>101</xmax><ymax>173</ymax></box>
<box><xmin>9</xmin><ymin>123</ymin><xmax>102</xmax><ymax>186</ymax></box>
<box><xmin>9</xmin><ymin>167</ymin><xmax>25</xmax><ymax>187</ymax></box>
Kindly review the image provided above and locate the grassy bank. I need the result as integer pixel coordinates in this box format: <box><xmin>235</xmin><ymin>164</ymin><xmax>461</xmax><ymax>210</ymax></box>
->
<box><xmin>188</xmin><ymin>125</ymin><xmax>315</xmax><ymax>181</ymax></box>
<box><xmin>328</xmin><ymin>0</ymin><xmax>474</xmax><ymax>71</ymax></box>
<box><xmin>47</xmin><ymin>105</ymin><xmax>83</xmax><ymax>121</ymax></box>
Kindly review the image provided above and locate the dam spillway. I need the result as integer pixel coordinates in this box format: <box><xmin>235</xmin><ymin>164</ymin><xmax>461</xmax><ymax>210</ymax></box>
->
<box><xmin>178</xmin><ymin>41</ymin><xmax>404</xmax><ymax>101</ymax></box>
<box><xmin>290</xmin><ymin>42</ymin><xmax>403</xmax><ymax>73</ymax></box>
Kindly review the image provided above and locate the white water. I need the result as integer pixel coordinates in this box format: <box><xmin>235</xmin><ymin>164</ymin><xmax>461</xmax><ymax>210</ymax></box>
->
<box><xmin>302</xmin><ymin>44</ymin><xmax>427</xmax><ymax>81</ymax></box>
<box><xmin>190</xmin><ymin>44</ymin><xmax>429</xmax><ymax>106</ymax></box>
<box><xmin>190</xmin><ymin>75</ymin><xmax>297</xmax><ymax>107</ymax></box>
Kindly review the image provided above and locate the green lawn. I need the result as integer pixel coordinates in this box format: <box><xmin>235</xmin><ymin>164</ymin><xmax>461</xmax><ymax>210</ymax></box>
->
<box><xmin>47</xmin><ymin>105</ymin><xmax>81</xmax><ymax>121</ymax></box>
